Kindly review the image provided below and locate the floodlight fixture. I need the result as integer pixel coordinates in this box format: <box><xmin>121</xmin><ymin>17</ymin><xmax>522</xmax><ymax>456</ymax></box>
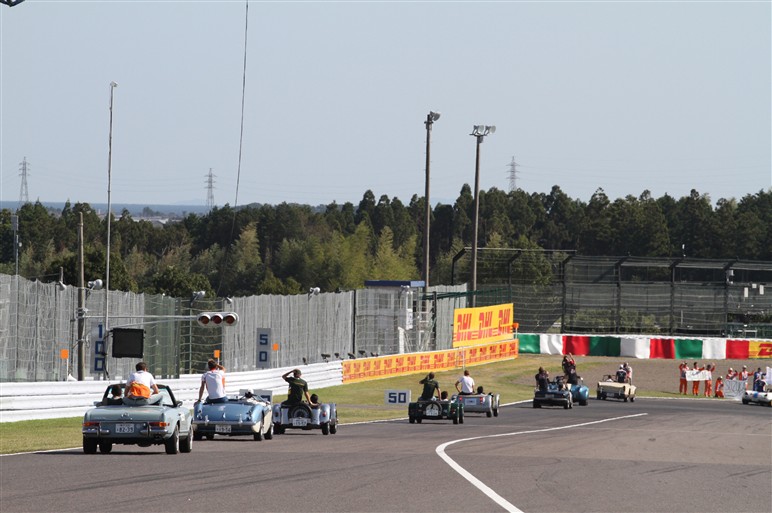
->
<box><xmin>88</xmin><ymin>279</ymin><xmax>103</xmax><ymax>290</ymax></box>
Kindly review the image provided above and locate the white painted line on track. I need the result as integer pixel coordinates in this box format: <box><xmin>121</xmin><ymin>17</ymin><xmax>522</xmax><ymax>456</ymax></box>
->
<box><xmin>435</xmin><ymin>413</ymin><xmax>648</xmax><ymax>513</ymax></box>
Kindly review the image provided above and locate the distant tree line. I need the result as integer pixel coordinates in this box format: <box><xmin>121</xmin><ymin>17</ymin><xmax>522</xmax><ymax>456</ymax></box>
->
<box><xmin>1</xmin><ymin>186</ymin><xmax>769</xmax><ymax>298</ymax></box>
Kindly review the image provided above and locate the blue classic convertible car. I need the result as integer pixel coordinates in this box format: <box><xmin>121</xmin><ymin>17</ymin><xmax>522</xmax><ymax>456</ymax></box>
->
<box><xmin>193</xmin><ymin>389</ymin><xmax>274</xmax><ymax>441</ymax></box>
<box><xmin>82</xmin><ymin>384</ymin><xmax>193</xmax><ymax>455</ymax></box>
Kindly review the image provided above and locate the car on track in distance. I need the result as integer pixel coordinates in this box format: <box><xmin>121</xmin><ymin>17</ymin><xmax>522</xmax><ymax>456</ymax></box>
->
<box><xmin>193</xmin><ymin>389</ymin><xmax>274</xmax><ymax>441</ymax></box>
<box><xmin>533</xmin><ymin>377</ymin><xmax>573</xmax><ymax>409</ymax></box>
<box><xmin>82</xmin><ymin>384</ymin><xmax>193</xmax><ymax>455</ymax></box>
<box><xmin>597</xmin><ymin>374</ymin><xmax>636</xmax><ymax>402</ymax></box>
<box><xmin>453</xmin><ymin>390</ymin><xmax>500</xmax><ymax>417</ymax></box>
<box><xmin>272</xmin><ymin>400</ymin><xmax>338</xmax><ymax>435</ymax></box>
<box><xmin>408</xmin><ymin>396</ymin><xmax>464</xmax><ymax>424</ymax></box>
<box><xmin>742</xmin><ymin>387</ymin><xmax>772</xmax><ymax>407</ymax></box>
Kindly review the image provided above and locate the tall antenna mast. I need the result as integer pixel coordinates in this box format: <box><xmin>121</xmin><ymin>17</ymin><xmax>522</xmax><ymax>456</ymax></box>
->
<box><xmin>507</xmin><ymin>156</ymin><xmax>519</xmax><ymax>192</ymax></box>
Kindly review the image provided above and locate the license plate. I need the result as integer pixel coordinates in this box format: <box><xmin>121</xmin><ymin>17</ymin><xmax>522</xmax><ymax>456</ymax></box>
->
<box><xmin>292</xmin><ymin>418</ymin><xmax>308</xmax><ymax>427</ymax></box>
<box><xmin>115</xmin><ymin>423</ymin><xmax>134</xmax><ymax>434</ymax></box>
<box><xmin>215</xmin><ymin>424</ymin><xmax>231</xmax><ymax>433</ymax></box>
<box><xmin>425</xmin><ymin>409</ymin><xmax>439</xmax><ymax>416</ymax></box>
<box><xmin>465</xmin><ymin>398</ymin><xmax>477</xmax><ymax>405</ymax></box>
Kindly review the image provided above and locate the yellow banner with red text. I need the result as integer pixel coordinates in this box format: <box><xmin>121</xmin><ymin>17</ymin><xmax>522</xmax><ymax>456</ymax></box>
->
<box><xmin>341</xmin><ymin>339</ymin><xmax>519</xmax><ymax>384</ymax></box>
<box><xmin>452</xmin><ymin>303</ymin><xmax>515</xmax><ymax>348</ymax></box>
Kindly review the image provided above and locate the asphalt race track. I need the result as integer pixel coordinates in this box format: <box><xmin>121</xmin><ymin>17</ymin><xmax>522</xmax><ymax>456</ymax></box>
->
<box><xmin>1</xmin><ymin>398</ymin><xmax>770</xmax><ymax>513</ymax></box>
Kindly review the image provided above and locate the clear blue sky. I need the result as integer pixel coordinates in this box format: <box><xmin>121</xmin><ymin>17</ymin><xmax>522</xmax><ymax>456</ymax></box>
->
<box><xmin>1</xmin><ymin>1</ymin><xmax>770</xmax><ymax>211</ymax></box>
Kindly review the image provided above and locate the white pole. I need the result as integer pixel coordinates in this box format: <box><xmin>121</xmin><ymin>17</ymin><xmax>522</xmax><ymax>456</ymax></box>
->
<box><xmin>105</xmin><ymin>81</ymin><xmax>117</xmax><ymax>368</ymax></box>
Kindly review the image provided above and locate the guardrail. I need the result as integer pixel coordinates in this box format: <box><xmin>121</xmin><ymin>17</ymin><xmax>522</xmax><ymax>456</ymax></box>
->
<box><xmin>0</xmin><ymin>362</ymin><xmax>343</xmax><ymax>423</ymax></box>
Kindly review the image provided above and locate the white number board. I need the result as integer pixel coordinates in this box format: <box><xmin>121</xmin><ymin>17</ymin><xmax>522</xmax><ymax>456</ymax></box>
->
<box><xmin>256</xmin><ymin>328</ymin><xmax>272</xmax><ymax>369</ymax></box>
<box><xmin>384</xmin><ymin>389</ymin><xmax>411</xmax><ymax>405</ymax></box>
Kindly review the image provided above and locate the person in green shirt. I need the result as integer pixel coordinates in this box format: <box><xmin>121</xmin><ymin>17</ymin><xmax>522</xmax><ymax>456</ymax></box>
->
<box><xmin>281</xmin><ymin>368</ymin><xmax>312</xmax><ymax>406</ymax></box>
<box><xmin>419</xmin><ymin>372</ymin><xmax>441</xmax><ymax>401</ymax></box>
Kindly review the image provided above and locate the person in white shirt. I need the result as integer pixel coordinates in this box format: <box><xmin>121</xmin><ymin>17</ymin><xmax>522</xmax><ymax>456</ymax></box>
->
<box><xmin>124</xmin><ymin>362</ymin><xmax>163</xmax><ymax>406</ymax></box>
<box><xmin>455</xmin><ymin>369</ymin><xmax>475</xmax><ymax>395</ymax></box>
<box><xmin>198</xmin><ymin>359</ymin><xmax>227</xmax><ymax>403</ymax></box>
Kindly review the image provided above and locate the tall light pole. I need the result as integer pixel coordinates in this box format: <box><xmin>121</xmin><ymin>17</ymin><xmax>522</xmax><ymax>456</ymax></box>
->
<box><xmin>423</xmin><ymin>111</ymin><xmax>440</xmax><ymax>289</ymax></box>
<box><xmin>104</xmin><ymin>81</ymin><xmax>117</xmax><ymax>366</ymax></box>
<box><xmin>470</xmin><ymin>125</ymin><xmax>495</xmax><ymax>306</ymax></box>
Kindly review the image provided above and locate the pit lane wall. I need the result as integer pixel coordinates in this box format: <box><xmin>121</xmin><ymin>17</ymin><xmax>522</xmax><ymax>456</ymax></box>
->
<box><xmin>342</xmin><ymin>340</ymin><xmax>519</xmax><ymax>384</ymax></box>
<box><xmin>517</xmin><ymin>334</ymin><xmax>772</xmax><ymax>360</ymax></box>
<box><xmin>0</xmin><ymin>363</ymin><xmax>343</xmax><ymax>423</ymax></box>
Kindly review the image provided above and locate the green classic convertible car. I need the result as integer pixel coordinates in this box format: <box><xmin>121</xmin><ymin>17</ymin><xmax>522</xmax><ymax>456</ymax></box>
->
<box><xmin>82</xmin><ymin>384</ymin><xmax>194</xmax><ymax>455</ymax></box>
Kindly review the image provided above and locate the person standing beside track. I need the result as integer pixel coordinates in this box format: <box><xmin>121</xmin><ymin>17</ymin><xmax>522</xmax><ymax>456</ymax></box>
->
<box><xmin>679</xmin><ymin>362</ymin><xmax>689</xmax><ymax>395</ymax></box>
<box><xmin>714</xmin><ymin>375</ymin><xmax>724</xmax><ymax>398</ymax></box>
<box><xmin>692</xmin><ymin>361</ymin><xmax>703</xmax><ymax>396</ymax></box>
<box><xmin>704</xmin><ymin>363</ymin><xmax>714</xmax><ymax>397</ymax></box>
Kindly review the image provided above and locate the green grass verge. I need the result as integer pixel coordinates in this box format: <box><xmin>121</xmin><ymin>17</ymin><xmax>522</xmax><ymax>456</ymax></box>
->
<box><xmin>0</xmin><ymin>356</ymin><xmax>685</xmax><ymax>454</ymax></box>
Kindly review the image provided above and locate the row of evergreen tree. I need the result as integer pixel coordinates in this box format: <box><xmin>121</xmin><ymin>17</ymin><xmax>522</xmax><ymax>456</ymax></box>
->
<box><xmin>1</xmin><ymin>186</ymin><xmax>769</xmax><ymax>298</ymax></box>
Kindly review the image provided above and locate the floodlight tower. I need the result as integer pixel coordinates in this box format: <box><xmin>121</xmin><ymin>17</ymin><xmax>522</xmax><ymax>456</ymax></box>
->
<box><xmin>423</xmin><ymin>111</ymin><xmax>440</xmax><ymax>288</ymax></box>
<box><xmin>470</xmin><ymin>125</ymin><xmax>496</xmax><ymax>306</ymax></box>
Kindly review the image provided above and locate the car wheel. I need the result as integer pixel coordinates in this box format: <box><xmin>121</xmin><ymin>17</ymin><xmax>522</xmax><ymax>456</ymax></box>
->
<box><xmin>459</xmin><ymin>410</ymin><xmax>464</xmax><ymax>424</ymax></box>
<box><xmin>493</xmin><ymin>408</ymin><xmax>499</xmax><ymax>417</ymax></box>
<box><xmin>624</xmin><ymin>396</ymin><xmax>628</xmax><ymax>402</ymax></box>
<box><xmin>254</xmin><ymin>424</ymin><xmax>264</xmax><ymax>441</ymax></box>
<box><xmin>165</xmin><ymin>425</ymin><xmax>180</xmax><ymax>455</ymax></box>
<box><xmin>264</xmin><ymin>424</ymin><xmax>273</xmax><ymax>440</ymax></box>
<box><xmin>742</xmin><ymin>398</ymin><xmax>749</xmax><ymax>405</ymax></box>
<box><xmin>486</xmin><ymin>410</ymin><xmax>492</xmax><ymax>418</ymax></box>
<box><xmin>563</xmin><ymin>402</ymin><xmax>569</xmax><ymax>409</ymax></box>
<box><xmin>193</xmin><ymin>431</ymin><xmax>203</xmax><ymax>441</ymax></box>
<box><xmin>274</xmin><ymin>425</ymin><xmax>285</xmax><ymax>435</ymax></box>
<box><xmin>409</xmin><ymin>416</ymin><xmax>415</xmax><ymax>424</ymax></box>
<box><xmin>416</xmin><ymin>417</ymin><xmax>422</xmax><ymax>423</ymax></box>
<box><xmin>180</xmin><ymin>431</ymin><xmax>193</xmax><ymax>453</ymax></box>
<box><xmin>452</xmin><ymin>412</ymin><xmax>459</xmax><ymax>424</ymax></box>
<box><xmin>321</xmin><ymin>422</ymin><xmax>330</xmax><ymax>435</ymax></box>
<box><xmin>596</xmin><ymin>391</ymin><xmax>601</xmax><ymax>400</ymax></box>
<box><xmin>288</xmin><ymin>403</ymin><xmax>312</xmax><ymax>419</ymax></box>
<box><xmin>205</xmin><ymin>434</ymin><xmax>214</xmax><ymax>440</ymax></box>
<box><xmin>83</xmin><ymin>437</ymin><xmax>97</xmax><ymax>454</ymax></box>
<box><xmin>330</xmin><ymin>422</ymin><xmax>337</xmax><ymax>434</ymax></box>
<box><xmin>580</xmin><ymin>400</ymin><xmax>588</xmax><ymax>406</ymax></box>
<box><xmin>630</xmin><ymin>396</ymin><xmax>635</xmax><ymax>403</ymax></box>
<box><xmin>98</xmin><ymin>441</ymin><xmax>112</xmax><ymax>454</ymax></box>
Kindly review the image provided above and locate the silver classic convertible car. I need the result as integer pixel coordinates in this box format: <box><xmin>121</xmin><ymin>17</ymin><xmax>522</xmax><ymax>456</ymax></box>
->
<box><xmin>193</xmin><ymin>389</ymin><xmax>274</xmax><ymax>441</ymax></box>
<box><xmin>82</xmin><ymin>384</ymin><xmax>193</xmax><ymax>455</ymax></box>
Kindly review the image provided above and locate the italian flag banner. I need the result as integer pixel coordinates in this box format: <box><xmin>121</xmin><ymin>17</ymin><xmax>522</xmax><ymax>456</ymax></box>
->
<box><xmin>517</xmin><ymin>334</ymin><xmax>772</xmax><ymax>360</ymax></box>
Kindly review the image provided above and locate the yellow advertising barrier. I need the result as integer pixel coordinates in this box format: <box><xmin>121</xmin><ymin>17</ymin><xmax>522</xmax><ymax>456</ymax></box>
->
<box><xmin>342</xmin><ymin>339</ymin><xmax>519</xmax><ymax>384</ymax></box>
<box><xmin>749</xmin><ymin>341</ymin><xmax>772</xmax><ymax>359</ymax></box>
<box><xmin>452</xmin><ymin>303</ymin><xmax>515</xmax><ymax>348</ymax></box>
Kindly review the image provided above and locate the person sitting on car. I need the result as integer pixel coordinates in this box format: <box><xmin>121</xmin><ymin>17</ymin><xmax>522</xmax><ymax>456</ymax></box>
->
<box><xmin>535</xmin><ymin>367</ymin><xmax>549</xmax><ymax>391</ymax></box>
<box><xmin>123</xmin><ymin>362</ymin><xmax>163</xmax><ymax>406</ymax></box>
<box><xmin>616</xmin><ymin>365</ymin><xmax>629</xmax><ymax>384</ymax></box>
<box><xmin>418</xmin><ymin>372</ymin><xmax>441</xmax><ymax>401</ymax></box>
<box><xmin>198</xmin><ymin>359</ymin><xmax>228</xmax><ymax>404</ymax></box>
<box><xmin>476</xmin><ymin>385</ymin><xmax>485</xmax><ymax>394</ymax></box>
<box><xmin>455</xmin><ymin>369</ymin><xmax>475</xmax><ymax>395</ymax></box>
<box><xmin>308</xmin><ymin>393</ymin><xmax>321</xmax><ymax>408</ymax></box>
<box><xmin>281</xmin><ymin>368</ymin><xmax>312</xmax><ymax>406</ymax></box>
<box><xmin>102</xmin><ymin>384</ymin><xmax>124</xmax><ymax>405</ymax></box>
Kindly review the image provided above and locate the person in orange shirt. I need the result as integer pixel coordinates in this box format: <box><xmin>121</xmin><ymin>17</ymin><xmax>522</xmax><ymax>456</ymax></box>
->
<box><xmin>692</xmin><ymin>361</ymin><xmax>703</xmax><ymax>396</ymax></box>
<box><xmin>739</xmin><ymin>365</ymin><xmax>750</xmax><ymax>390</ymax></box>
<box><xmin>678</xmin><ymin>362</ymin><xmax>689</xmax><ymax>395</ymax></box>
<box><xmin>704</xmin><ymin>363</ymin><xmax>713</xmax><ymax>397</ymax></box>
<box><xmin>714</xmin><ymin>376</ymin><xmax>724</xmax><ymax>398</ymax></box>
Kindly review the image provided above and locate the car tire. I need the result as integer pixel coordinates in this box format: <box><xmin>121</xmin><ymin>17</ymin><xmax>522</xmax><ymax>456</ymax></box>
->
<box><xmin>321</xmin><ymin>422</ymin><xmax>330</xmax><ymax>435</ymax></box>
<box><xmin>409</xmin><ymin>416</ymin><xmax>415</xmax><ymax>424</ymax></box>
<box><xmin>330</xmin><ymin>422</ymin><xmax>337</xmax><ymax>434</ymax></box>
<box><xmin>274</xmin><ymin>425</ymin><xmax>285</xmax><ymax>435</ymax></box>
<box><xmin>493</xmin><ymin>408</ymin><xmax>499</xmax><ymax>417</ymax></box>
<box><xmin>452</xmin><ymin>412</ymin><xmax>459</xmax><ymax>425</ymax></box>
<box><xmin>254</xmin><ymin>423</ymin><xmax>264</xmax><ymax>441</ymax></box>
<box><xmin>563</xmin><ymin>402</ymin><xmax>569</xmax><ymax>409</ymax></box>
<box><xmin>580</xmin><ymin>400</ymin><xmax>588</xmax><ymax>406</ymax></box>
<box><xmin>165</xmin><ymin>425</ymin><xmax>180</xmax><ymax>455</ymax></box>
<box><xmin>533</xmin><ymin>401</ymin><xmax>541</xmax><ymax>408</ymax></box>
<box><xmin>459</xmin><ymin>410</ymin><xmax>464</xmax><ymax>424</ymax></box>
<box><xmin>180</xmin><ymin>432</ymin><xmax>193</xmax><ymax>453</ymax></box>
<box><xmin>193</xmin><ymin>430</ymin><xmax>203</xmax><ymax>441</ymax></box>
<box><xmin>83</xmin><ymin>437</ymin><xmax>97</xmax><ymax>454</ymax></box>
<box><xmin>742</xmin><ymin>398</ymin><xmax>749</xmax><ymax>405</ymax></box>
<box><xmin>416</xmin><ymin>417</ymin><xmax>422</xmax><ymax>423</ymax></box>
<box><xmin>630</xmin><ymin>396</ymin><xmax>635</xmax><ymax>403</ymax></box>
<box><xmin>288</xmin><ymin>403</ymin><xmax>312</xmax><ymax>419</ymax></box>
<box><xmin>624</xmin><ymin>396</ymin><xmax>628</xmax><ymax>402</ymax></box>
<box><xmin>98</xmin><ymin>441</ymin><xmax>112</xmax><ymax>454</ymax></box>
<box><xmin>486</xmin><ymin>410</ymin><xmax>492</xmax><ymax>418</ymax></box>
<box><xmin>264</xmin><ymin>424</ymin><xmax>273</xmax><ymax>440</ymax></box>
